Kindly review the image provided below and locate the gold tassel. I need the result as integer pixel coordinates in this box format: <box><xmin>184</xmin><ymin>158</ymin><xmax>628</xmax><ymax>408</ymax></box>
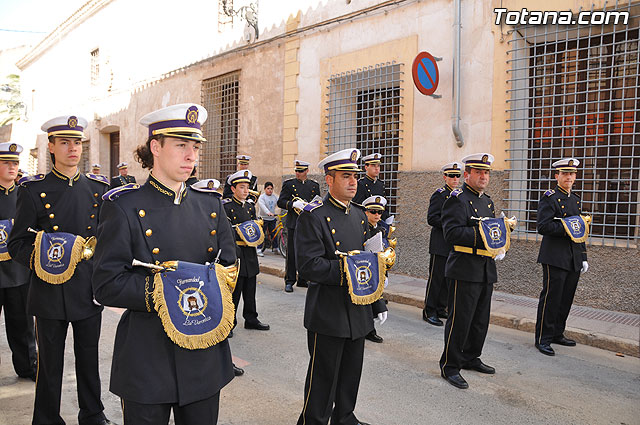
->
<box><xmin>234</xmin><ymin>220</ymin><xmax>265</xmax><ymax>247</ymax></box>
<box><xmin>33</xmin><ymin>231</ymin><xmax>85</xmax><ymax>284</ymax></box>
<box><xmin>0</xmin><ymin>252</ymin><xmax>11</xmax><ymax>261</ymax></box>
<box><xmin>152</xmin><ymin>263</ymin><xmax>236</xmax><ymax>350</ymax></box>
<box><xmin>477</xmin><ymin>218</ymin><xmax>512</xmax><ymax>259</ymax></box>
<box><xmin>559</xmin><ymin>215</ymin><xmax>590</xmax><ymax>243</ymax></box>
<box><xmin>342</xmin><ymin>253</ymin><xmax>385</xmax><ymax>305</ymax></box>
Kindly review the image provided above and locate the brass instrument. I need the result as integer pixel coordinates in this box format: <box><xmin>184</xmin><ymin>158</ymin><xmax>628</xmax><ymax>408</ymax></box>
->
<box><xmin>81</xmin><ymin>236</ymin><xmax>97</xmax><ymax>260</ymax></box>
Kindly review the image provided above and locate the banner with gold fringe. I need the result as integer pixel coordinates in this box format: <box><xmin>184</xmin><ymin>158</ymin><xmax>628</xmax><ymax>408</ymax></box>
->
<box><xmin>477</xmin><ymin>217</ymin><xmax>512</xmax><ymax>258</ymax></box>
<box><xmin>342</xmin><ymin>251</ymin><xmax>386</xmax><ymax>305</ymax></box>
<box><xmin>0</xmin><ymin>219</ymin><xmax>13</xmax><ymax>261</ymax></box>
<box><xmin>152</xmin><ymin>261</ymin><xmax>235</xmax><ymax>350</ymax></box>
<box><xmin>559</xmin><ymin>215</ymin><xmax>590</xmax><ymax>243</ymax></box>
<box><xmin>235</xmin><ymin>219</ymin><xmax>264</xmax><ymax>247</ymax></box>
<box><xmin>33</xmin><ymin>231</ymin><xmax>85</xmax><ymax>284</ymax></box>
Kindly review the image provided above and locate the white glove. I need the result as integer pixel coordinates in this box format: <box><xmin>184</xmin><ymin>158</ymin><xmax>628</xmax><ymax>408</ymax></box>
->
<box><xmin>581</xmin><ymin>261</ymin><xmax>589</xmax><ymax>273</ymax></box>
<box><xmin>92</xmin><ymin>297</ymin><xmax>102</xmax><ymax>306</ymax></box>
<box><xmin>385</xmin><ymin>215</ymin><xmax>395</xmax><ymax>225</ymax></box>
<box><xmin>384</xmin><ymin>277</ymin><xmax>389</xmax><ymax>288</ymax></box>
<box><xmin>495</xmin><ymin>252</ymin><xmax>505</xmax><ymax>261</ymax></box>
<box><xmin>375</xmin><ymin>311</ymin><xmax>387</xmax><ymax>325</ymax></box>
<box><xmin>292</xmin><ymin>200</ymin><xmax>306</xmax><ymax>211</ymax></box>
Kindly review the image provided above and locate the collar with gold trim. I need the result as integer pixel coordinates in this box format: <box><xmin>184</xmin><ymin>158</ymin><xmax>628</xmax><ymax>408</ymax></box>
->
<box><xmin>52</xmin><ymin>166</ymin><xmax>80</xmax><ymax>186</ymax></box>
<box><xmin>232</xmin><ymin>195</ymin><xmax>245</xmax><ymax>206</ymax></box>
<box><xmin>148</xmin><ymin>173</ymin><xmax>187</xmax><ymax>205</ymax></box>
<box><xmin>464</xmin><ymin>183</ymin><xmax>483</xmax><ymax>197</ymax></box>
<box><xmin>445</xmin><ymin>183</ymin><xmax>454</xmax><ymax>192</ymax></box>
<box><xmin>1</xmin><ymin>183</ymin><xmax>16</xmax><ymax>195</ymax></box>
<box><xmin>364</xmin><ymin>174</ymin><xmax>377</xmax><ymax>183</ymax></box>
<box><xmin>328</xmin><ymin>193</ymin><xmax>350</xmax><ymax>214</ymax></box>
<box><xmin>556</xmin><ymin>185</ymin><xmax>571</xmax><ymax>196</ymax></box>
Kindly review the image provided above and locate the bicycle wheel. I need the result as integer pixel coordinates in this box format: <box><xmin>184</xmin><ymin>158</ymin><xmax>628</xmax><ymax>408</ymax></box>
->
<box><xmin>279</xmin><ymin>228</ymin><xmax>287</xmax><ymax>259</ymax></box>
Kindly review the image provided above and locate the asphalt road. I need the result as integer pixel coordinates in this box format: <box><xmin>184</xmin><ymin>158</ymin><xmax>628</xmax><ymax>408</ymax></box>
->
<box><xmin>1</xmin><ymin>273</ymin><xmax>638</xmax><ymax>425</ymax></box>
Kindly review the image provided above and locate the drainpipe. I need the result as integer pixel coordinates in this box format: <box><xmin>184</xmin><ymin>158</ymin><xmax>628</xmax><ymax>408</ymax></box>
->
<box><xmin>452</xmin><ymin>0</ymin><xmax>464</xmax><ymax>147</ymax></box>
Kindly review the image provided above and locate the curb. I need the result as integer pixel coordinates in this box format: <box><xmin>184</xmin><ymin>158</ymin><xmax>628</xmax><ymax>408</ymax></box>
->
<box><xmin>259</xmin><ymin>266</ymin><xmax>640</xmax><ymax>358</ymax></box>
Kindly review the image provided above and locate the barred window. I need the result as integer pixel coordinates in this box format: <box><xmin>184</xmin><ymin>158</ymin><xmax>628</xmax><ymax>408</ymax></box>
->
<box><xmin>201</xmin><ymin>71</ymin><xmax>239</xmax><ymax>181</ymax></box>
<box><xmin>90</xmin><ymin>48</ymin><xmax>99</xmax><ymax>86</ymax></box>
<box><xmin>506</xmin><ymin>3</ymin><xmax>639</xmax><ymax>247</ymax></box>
<box><xmin>326</xmin><ymin>62</ymin><xmax>403</xmax><ymax>214</ymax></box>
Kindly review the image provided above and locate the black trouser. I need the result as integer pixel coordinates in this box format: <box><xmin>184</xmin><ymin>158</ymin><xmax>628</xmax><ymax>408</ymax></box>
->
<box><xmin>424</xmin><ymin>254</ymin><xmax>449</xmax><ymax>317</ymax></box>
<box><xmin>286</xmin><ymin>228</ymin><xmax>307</xmax><ymax>286</ymax></box>
<box><xmin>440</xmin><ymin>279</ymin><xmax>493</xmax><ymax>377</ymax></box>
<box><xmin>33</xmin><ymin>314</ymin><xmax>105</xmax><ymax>425</ymax></box>
<box><xmin>535</xmin><ymin>264</ymin><xmax>580</xmax><ymax>346</ymax></box>
<box><xmin>232</xmin><ymin>275</ymin><xmax>258</xmax><ymax>326</ymax></box>
<box><xmin>261</xmin><ymin>219</ymin><xmax>276</xmax><ymax>249</ymax></box>
<box><xmin>122</xmin><ymin>392</ymin><xmax>220</xmax><ymax>425</ymax></box>
<box><xmin>297</xmin><ymin>332</ymin><xmax>365</xmax><ymax>425</ymax></box>
<box><xmin>0</xmin><ymin>284</ymin><xmax>37</xmax><ymax>378</ymax></box>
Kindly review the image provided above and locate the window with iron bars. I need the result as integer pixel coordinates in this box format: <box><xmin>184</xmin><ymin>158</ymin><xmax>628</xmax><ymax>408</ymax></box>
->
<box><xmin>200</xmin><ymin>71</ymin><xmax>239</xmax><ymax>181</ymax></box>
<box><xmin>90</xmin><ymin>48</ymin><xmax>99</xmax><ymax>86</ymax></box>
<box><xmin>506</xmin><ymin>3</ymin><xmax>639</xmax><ymax>247</ymax></box>
<box><xmin>325</xmin><ymin>62</ymin><xmax>403</xmax><ymax>214</ymax></box>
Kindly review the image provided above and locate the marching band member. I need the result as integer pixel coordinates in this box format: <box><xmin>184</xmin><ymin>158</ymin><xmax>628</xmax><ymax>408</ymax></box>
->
<box><xmin>295</xmin><ymin>148</ymin><xmax>386</xmax><ymax>425</ymax></box>
<box><xmin>535</xmin><ymin>158</ymin><xmax>588</xmax><ymax>356</ymax></box>
<box><xmin>439</xmin><ymin>153</ymin><xmax>500</xmax><ymax>390</ymax></box>
<box><xmin>109</xmin><ymin>162</ymin><xmax>136</xmax><ymax>189</ymax></box>
<box><xmin>8</xmin><ymin>116</ymin><xmax>113</xmax><ymax>425</ymax></box>
<box><xmin>0</xmin><ymin>142</ymin><xmax>37</xmax><ymax>382</ymax></box>
<box><xmin>277</xmin><ymin>159</ymin><xmax>320</xmax><ymax>293</ymax></box>
<box><xmin>423</xmin><ymin>162</ymin><xmax>462</xmax><ymax>326</ymax></box>
<box><xmin>222</xmin><ymin>154</ymin><xmax>258</xmax><ymax>200</ymax></box>
<box><xmin>353</xmin><ymin>153</ymin><xmax>388</xmax><ymax>220</ymax></box>
<box><xmin>92</xmin><ymin>104</ymin><xmax>236</xmax><ymax>424</ymax></box>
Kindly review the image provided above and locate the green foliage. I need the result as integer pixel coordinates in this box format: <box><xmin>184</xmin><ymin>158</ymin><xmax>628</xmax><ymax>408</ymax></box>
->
<box><xmin>0</xmin><ymin>74</ymin><xmax>25</xmax><ymax>126</ymax></box>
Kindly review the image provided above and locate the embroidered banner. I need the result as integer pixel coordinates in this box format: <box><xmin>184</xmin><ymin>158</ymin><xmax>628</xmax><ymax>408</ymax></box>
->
<box><xmin>33</xmin><ymin>231</ymin><xmax>85</xmax><ymax>284</ymax></box>
<box><xmin>559</xmin><ymin>215</ymin><xmax>590</xmax><ymax>243</ymax></box>
<box><xmin>0</xmin><ymin>219</ymin><xmax>13</xmax><ymax>261</ymax></box>
<box><xmin>153</xmin><ymin>261</ymin><xmax>235</xmax><ymax>350</ymax></box>
<box><xmin>477</xmin><ymin>217</ymin><xmax>512</xmax><ymax>258</ymax></box>
<box><xmin>235</xmin><ymin>220</ymin><xmax>264</xmax><ymax>247</ymax></box>
<box><xmin>342</xmin><ymin>251</ymin><xmax>385</xmax><ymax>305</ymax></box>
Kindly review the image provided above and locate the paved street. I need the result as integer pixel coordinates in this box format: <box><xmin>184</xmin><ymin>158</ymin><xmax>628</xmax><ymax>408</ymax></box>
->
<box><xmin>1</xmin><ymin>272</ymin><xmax>639</xmax><ymax>425</ymax></box>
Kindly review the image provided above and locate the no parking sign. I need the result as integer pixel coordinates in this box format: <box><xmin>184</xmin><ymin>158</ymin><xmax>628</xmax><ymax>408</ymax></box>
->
<box><xmin>412</xmin><ymin>52</ymin><xmax>440</xmax><ymax>96</ymax></box>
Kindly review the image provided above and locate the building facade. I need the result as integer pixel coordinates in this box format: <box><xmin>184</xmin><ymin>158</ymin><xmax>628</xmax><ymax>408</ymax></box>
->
<box><xmin>16</xmin><ymin>0</ymin><xmax>639</xmax><ymax>313</ymax></box>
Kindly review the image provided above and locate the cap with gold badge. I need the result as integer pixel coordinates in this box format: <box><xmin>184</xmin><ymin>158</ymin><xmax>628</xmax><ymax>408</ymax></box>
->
<box><xmin>552</xmin><ymin>158</ymin><xmax>580</xmax><ymax>172</ymax></box>
<box><xmin>461</xmin><ymin>153</ymin><xmax>494</xmax><ymax>170</ymax></box>
<box><xmin>139</xmin><ymin>104</ymin><xmax>207</xmax><ymax>142</ymax></box>
<box><xmin>362</xmin><ymin>195</ymin><xmax>387</xmax><ymax>211</ymax></box>
<box><xmin>294</xmin><ymin>160</ymin><xmax>310</xmax><ymax>172</ymax></box>
<box><xmin>117</xmin><ymin>162</ymin><xmax>128</xmax><ymax>169</ymax></box>
<box><xmin>441</xmin><ymin>161</ymin><xmax>463</xmax><ymax>176</ymax></box>
<box><xmin>318</xmin><ymin>148</ymin><xmax>361</xmax><ymax>173</ymax></box>
<box><xmin>362</xmin><ymin>152</ymin><xmax>382</xmax><ymax>165</ymax></box>
<box><xmin>228</xmin><ymin>170</ymin><xmax>253</xmax><ymax>185</ymax></box>
<box><xmin>0</xmin><ymin>142</ymin><xmax>23</xmax><ymax>161</ymax></box>
<box><xmin>41</xmin><ymin>115</ymin><xmax>88</xmax><ymax>139</ymax></box>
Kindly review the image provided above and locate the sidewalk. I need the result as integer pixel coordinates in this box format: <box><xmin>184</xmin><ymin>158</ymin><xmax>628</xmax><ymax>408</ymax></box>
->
<box><xmin>258</xmin><ymin>251</ymin><xmax>640</xmax><ymax>357</ymax></box>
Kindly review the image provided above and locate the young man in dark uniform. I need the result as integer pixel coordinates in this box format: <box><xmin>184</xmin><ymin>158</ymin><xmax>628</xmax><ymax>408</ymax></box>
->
<box><xmin>223</xmin><ymin>169</ymin><xmax>269</xmax><ymax>332</ymax></box>
<box><xmin>277</xmin><ymin>159</ymin><xmax>320</xmax><ymax>292</ymax></box>
<box><xmin>222</xmin><ymin>154</ymin><xmax>258</xmax><ymax>199</ymax></box>
<box><xmin>534</xmin><ymin>158</ymin><xmax>588</xmax><ymax>356</ymax></box>
<box><xmin>353</xmin><ymin>153</ymin><xmax>388</xmax><ymax>220</ymax></box>
<box><xmin>109</xmin><ymin>162</ymin><xmax>137</xmax><ymax>189</ymax></box>
<box><xmin>8</xmin><ymin>116</ymin><xmax>113</xmax><ymax>425</ymax></box>
<box><xmin>439</xmin><ymin>153</ymin><xmax>499</xmax><ymax>390</ymax></box>
<box><xmin>423</xmin><ymin>162</ymin><xmax>462</xmax><ymax>326</ymax></box>
<box><xmin>92</xmin><ymin>104</ymin><xmax>236</xmax><ymax>424</ymax></box>
<box><xmin>295</xmin><ymin>148</ymin><xmax>387</xmax><ymax>425</ymax></box>
<box><xmin>0</xmin><ymin>142</ymin><xmax>37</xmax><ymax>381</ymax></box>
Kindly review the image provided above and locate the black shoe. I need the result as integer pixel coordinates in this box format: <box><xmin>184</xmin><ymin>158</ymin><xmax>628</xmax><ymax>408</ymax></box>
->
<box><xmin>535</xmin><ymin>343</ymin><xmax>555</xmax><ymax>356</ymax></box>
<box><xmin>245</xmin><ymin>321</ymin><xmax>270</xmax><ymax>331</ymax></box>
<box><xmin>285</xmin><ymin>283</ymin><xmax>293</xmax><ymax>292</ymax></box>
<box><xmin>463</xmin><ymin>361</ymin><xmax>495</xmax><ymax>374</ymax></box>
<box><xmin>441</xmin><ymin>371</ymin><xmax>469</xmax><ymax>389</ymax></box>
<box><xmin>425</xmin><ymin>315</ymin><xmax>444</xmax><ymax>326</ymax></box>
<box><xmin>365</xmin><ymin>330</ymin><xmax>383</xmax><ymax>343</ymax></box>
<box><xmin>18</xmin><ymin>371</ymin><xmax>37</xmax><ymax>382</ymax></box>
<box><xmin>233</xmin><ymin>364</ymin><xmax>244</xmax><ymax>376</ymax></box>
<box><xmin>296</xmin><ymin>281</ymin><xmax>308</xmax><ymax>287</ymax></box>
<box><xmin>552</xmin><ymin>336</ymin><xmax>576</xmax><ymax>346</ymax></box>
<box><xmin>437</xmin><ymin>311</ymin><xmax>449</xmax><ymax>319</ymax></box>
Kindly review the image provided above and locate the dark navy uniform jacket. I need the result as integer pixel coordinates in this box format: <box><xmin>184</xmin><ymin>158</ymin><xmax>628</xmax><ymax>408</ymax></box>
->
<box><xmin>223</xmin><ymin>196</ymin><xmax>259</xmax><ymax>278</ymax></box>
<box><xmin>536</xmin><ymin>186</ymin><xmax>587</xmax><ymax>272</ymax></box>
<box><xmin>8</xmin><ymin>169</ymin><xmax>108</xmax><ymax>320</ymax></box>
<box><xmin>442</xmin><ymin>183</ymin><xmax>497</xmax><ymax>284</ymax></box>
<box><xmin>277</xmin><ymin>178</ymin><xmax>320</xmax><ymax>230</ymax></box>
<box><xmin>353</xmin><ymin>175</ymin><xmax>388</xmax><ymax>220</ymax></box>
<box><xmin>428</xmin><ymin>184</ymin><xmax>455</xmax><ymax>257</ymax></box>
<box><xmin>0</xmin><ymin>183</ymin><xmax>30</xmax><ymax>288</ymax></box>
<box><xmin>295</xmin><ymin>194</ymin><xmax>386</xmax><ymax>340</ymax></box>
<box><xmin>92</xmin><ymin>174</ymin><xmax>236</xmax><ymax>406</ymax></box>
<box><xmin>110</xmin><ymin>174</ymin><xmax>137</xmax><ymax>189</ymax></box>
